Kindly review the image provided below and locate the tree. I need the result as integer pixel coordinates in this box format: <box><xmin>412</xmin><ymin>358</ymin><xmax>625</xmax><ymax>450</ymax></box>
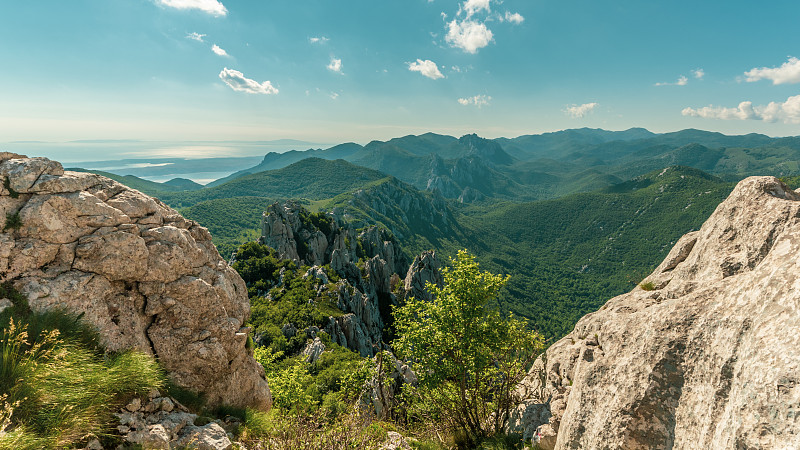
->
<box><xmin>393</xmin><ymin>250</ymin><xmax>545</xmax><ymax>446</ymax></box>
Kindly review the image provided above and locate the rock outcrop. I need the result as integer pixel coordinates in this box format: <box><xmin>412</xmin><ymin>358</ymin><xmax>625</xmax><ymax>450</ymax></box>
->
<box><xmin>259</xmin><ymin>201</ymin><xmax>406</xmax><ymax>357</ymax></box>
<box><xmin>510</xmin><ymin>176</ymin><xmax>800</xmax><ymax>449</ymax></box>
<box><xmin>403</xmin><ymin>250</ymin><xmax>443</xmax><ymax>301</ymax></box>
<box><xmin>257</xmin><ymin>201</ymin><xmax>446</xmax><ymax>360</ymax></box>
<box><xmin>0</xmin><ymin>153</ymin><xmax>270</xmax><ymax>410</ymax></box>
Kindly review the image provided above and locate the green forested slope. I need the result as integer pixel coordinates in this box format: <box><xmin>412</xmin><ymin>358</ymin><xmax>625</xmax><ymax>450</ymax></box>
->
<box><xmin>159</xmin><ymin>158</ymin><xmax>388</xmax><ymax>208</ymax></box>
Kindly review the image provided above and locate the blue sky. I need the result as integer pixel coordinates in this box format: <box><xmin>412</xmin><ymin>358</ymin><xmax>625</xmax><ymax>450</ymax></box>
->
<box><xmin>2</xmin><ymin>0</ymin><xmax>800</xmax><ymax>159</ymax></box>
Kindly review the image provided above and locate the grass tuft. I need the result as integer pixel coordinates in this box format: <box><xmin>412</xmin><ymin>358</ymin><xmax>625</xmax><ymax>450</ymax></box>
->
<box><xmin>0</xmin><ymin>284</ymin><xmax>165</xmax><ymax>449</ymax></box>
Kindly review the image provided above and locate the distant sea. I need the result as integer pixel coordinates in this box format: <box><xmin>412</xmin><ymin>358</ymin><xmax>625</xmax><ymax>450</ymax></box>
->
<box><xmin>3</xmin><ymin>139</ymin><xmax>331</xmax><ymax>185</ymax></box>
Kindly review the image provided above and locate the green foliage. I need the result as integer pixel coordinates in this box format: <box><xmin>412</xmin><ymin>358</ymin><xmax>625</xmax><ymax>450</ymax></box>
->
<box><xmin>394</xmin><ymin>251</ymin><xmax>545</xmax><ymax>446</ymax></box>
<box><xmin>236</xmin><ymin>408</ymin><xmax>391</xmax><ymax>449</ymax></box>
<box><xmin>268</xmin><ymin>358</ymin><xmax>319</xmax><ymax>413</ymax></box>
<box><xmin>639</xmin><ymin>281</ymin><xmax>656</xmax><ymax>291</ymax></box>
<box><xmin>3</xmin><ymin>177</ymin><xmax>19</xmax><ymax>199</ymax></box>
<box><xmin>4</xmin><ymin>211</ymin><xmax>22</xmax><ymax>231</ymax></box>
<box><xmin>180</xmin><ymin>196</ymin><xmax>274</xmax><ymax>259</ymax></box>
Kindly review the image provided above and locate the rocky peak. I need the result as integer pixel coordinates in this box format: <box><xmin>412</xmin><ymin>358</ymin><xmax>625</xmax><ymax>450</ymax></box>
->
<box><xmin>403</xmin><ymin>250</ymin><xmax>443</xmax><ymax>301</ymax></box>
<box><xmin>457</xmin><ymin>133</ymin><xmax>515</xmax><ymax>166</ymax></box>
<box><xmin>510</xmin><ymin>176</ymin><xmax>800</xmax><ymax>449</ymax></box>
<box><xmin>0</xmin><ymin>153</ymin><xmax>270</xmax><ymax>410</ymax></box>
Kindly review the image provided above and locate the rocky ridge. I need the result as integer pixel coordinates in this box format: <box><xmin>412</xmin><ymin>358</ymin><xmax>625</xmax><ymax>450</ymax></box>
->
<box><xmin>258</xmin><ymin>201</ymin><xmax>442</xmax><ymax>358</ymax></box>
<box><xmin>510</xmin><ymin>176</ymin><xmax>800</xmax><ymax>449</ymax></box>
<box><xmin>0</xmin><ymin>153</ymin><xmax>270</xmax><ymax>410</ymax></box>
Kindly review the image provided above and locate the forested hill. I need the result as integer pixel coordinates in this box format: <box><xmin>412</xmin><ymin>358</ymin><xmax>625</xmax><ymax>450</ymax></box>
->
<box><xmin>158</xmin><ymin>158</ymin><xmax>389</xmax><ymax>208</ymax></box>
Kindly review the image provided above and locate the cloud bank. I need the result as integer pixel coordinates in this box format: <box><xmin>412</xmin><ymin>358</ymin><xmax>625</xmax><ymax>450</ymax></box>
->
<box><xmin>745</xmin><ymin>57</ymin><xmax>800</xmax><ymax>85</ymax></box>
<box><xmin>682</xmin><ymin>95</ymin><xmax>800</xmax><ymax>123</ymax></box>
<box><xmin>211</xmin><ymin>44</ymin><xmax>229</xmax><ymax>57</ymax></box>
<box><xmin>186</xmin><ymin>32</ymin><xmax>206</xmax><ymax>42</ymax></box>
<box><xmin>218</xmin><ymin>68</ymin><xmax>278</xmax><ymax>95</ymax></box>
<box><xmin>458</xmin><ymin>95</ymin><xmax>491</xmax><ymax>107</ymax></box>
<box><xmin>564</xmin><ymin>102</ymin><xmax>598</xmax><ymax>118</ymax></box>
<box><xmin>408</xmin><ymin>59</ymin><xmax>444</xmax><ymax>80</ymax></box>
<box><xmin>155</xmin><ymin>0</ymin><xmax>227</xmax><ymax>17</ymax></box>
<box><xmin>327</xmin><ymin>57</ymin><xmax>342</xmax><ymax>73</ymax></box>
<box><xmin>655</xmin><ymin>75</ymin><xmax>688</xmax><ymax>86</ymax></box>
<box><xmin>446</xmin><ymin>19</ymin><xmax>493</xmax><ymax>54</ymax></box>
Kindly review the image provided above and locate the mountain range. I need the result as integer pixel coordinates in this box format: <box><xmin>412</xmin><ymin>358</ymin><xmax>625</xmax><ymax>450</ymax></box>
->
<box><xmin>74</xmin><ymin>127</ymin><xmax>800</xmax><ymax>338</ymax></box>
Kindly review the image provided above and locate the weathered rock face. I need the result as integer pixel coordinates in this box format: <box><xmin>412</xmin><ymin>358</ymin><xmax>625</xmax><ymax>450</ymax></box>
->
<box><xmin>257</xmin><ymin>201</ymin><xmax>446</xmax><ymax>359</ymax></box>
<box><xmin>258</xmin><ymin>201</ymin><xmax>407</xmax><ymax>357</ymax></box>
<box><xmin>511</xmin><ymin>176</ymin><xmax>800</xmax><ymax>449</ymax></box>
<box><xmin>0</xmin><ymin>153</ymin><xmax>270</xmax><ymax>410</ymax></box>
<box><xmin>403</xmin><ymin>250</ymin><xmax>443</xmax><ymax>301</ymax></box>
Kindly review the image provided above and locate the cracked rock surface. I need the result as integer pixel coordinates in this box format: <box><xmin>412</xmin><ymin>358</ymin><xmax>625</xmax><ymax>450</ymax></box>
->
<box><xmin>0</xmin><ymin>153</ymin><xmax>270</xmax><ymax>410</ymax></box>
<box><xmin>510</xmin><ymin>176</ymin><xmax>800</xmax><ymax>449</ymax></box>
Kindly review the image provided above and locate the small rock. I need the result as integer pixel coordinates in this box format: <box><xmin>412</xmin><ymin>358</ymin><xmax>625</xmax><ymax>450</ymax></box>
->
<box><xmin>381</xmin><ymin>431</ymin><xmax>411</xmax><ymax>450</ymax></box>
<box><xmin>159</xmin><ymin>397</ymin><xmax>175</xmax><ymax>412</ymax></box>
<box><xmin>127</xmin><ymin>424</ymin><xmax>170</xmax><ymax>450</ymax></box>
<box><xmin>84</xmin><ymin>438</ymin><xmax>103</xmax><ymax>450</ymax></box>
<box><xmin>0</xmin><ymin>298</ymin><xmax>13</xmax><ymax>314</ymax></box>
<box><xmin>176</xmin><ymin>423</ymin><xmax>233</xmax><ymax>450</ymax></box>
<box><xmin>125</xmin><ymin>398</ymin><xmax>142</xmax><ymax>412</ymax></box>
<box><xmin>302</xmin><ymin>337</ymin><xmax>326</xmax><ymax>364</ymax></box>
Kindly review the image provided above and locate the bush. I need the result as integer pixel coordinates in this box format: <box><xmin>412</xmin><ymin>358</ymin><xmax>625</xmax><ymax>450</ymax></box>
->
<box><xmin>4</xmin><ymin>212</ymin><xmax>22</xmax><ymax>231</ymax></box>
<box><xmin>639</xmin><ymin>281</ymin><xmax>656</xmax><ymax>291</ymax></box>
<box><xmin>393</xmin><ymin>250</ymin><xmax>545</xmax><ymax>447</ymax></box>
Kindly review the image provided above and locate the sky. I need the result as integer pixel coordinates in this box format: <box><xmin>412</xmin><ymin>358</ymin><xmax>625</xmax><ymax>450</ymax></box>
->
<box><xmin>2</xmin><ymin>0</ymin><xmax>800</xmax><ymax>160</ymax></box>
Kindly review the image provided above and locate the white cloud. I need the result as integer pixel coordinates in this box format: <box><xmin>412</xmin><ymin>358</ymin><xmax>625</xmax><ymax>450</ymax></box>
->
<box><xmin>457</xmin><ymin>95</ymin><xmax>491</xmax><ymax>107</ymax></box>
<box><xmin>745</xmin><ymin>57</ymin><xmax>800</xmax><ymax>85</ymax></box>
<box><xmin>461</xmin><ymin>0</ymin><xmax>491</xmax><ymax>18</ymax></box>
<box><xmin>564</xmin><ymin>102</ymin><xmax>598</xmax><ymax>118</ymax></box>
<box><xmin>446</xmin><ymin>19</ymin><xmax>493</xmax><ymax>54</ymax></box>
<box><xmin>330</xmin><ymin>92</ymin><xmax>339</xmax><ymax>100</ymax></box>
<box><xmin>327</xmin><ymin>57</ymin><xmax>342</xmax><ymax>73</ymax></box>
<box><xmin>408</xmin><ymin>59</ymin><xmax>444</xmax><ymax>80</ymax></box>
<box><xmin>693</xmin><ymin>68</ymin><xmax>705</xmax><ymax>79</ymax></box>
<box><xmin>655</xmin><ymin>75</ymin><xmax>688</xmax><ymax>86</ymax></box>
<box><xmin>682</xmin><ymin>95</ymin><xmax>800</xmax><ymax>124</ymax></box>
<box><xmin>155</xmin><ymin>0</ymin><xmax>227</xmax><ymax>17</ymax></box>
<box><xmin>309</xmin><ymin>36</ymin><xmax>329</xmax><ymax>44</ymax></box>
<box><xmin>186</xmin><ymin>32</ymin><xmax>206</xmax><ymax>42</ymax></box>
<box><xmin>211</xmin><ymin>44</ymin><xmax>229</xmax><ymax>57</ymax></box>
<box><xmin>218</xmin><ymin>68</ymin><xmax>278</xmax><ymax>95</ymax></box>
<box><xmin>503</xmin><ymin>12</ymin><xmax>524</xmax><ymax>24</ymax></box>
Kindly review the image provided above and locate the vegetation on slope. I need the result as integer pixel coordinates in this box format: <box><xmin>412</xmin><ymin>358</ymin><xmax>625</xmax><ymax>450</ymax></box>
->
<box><xmin>159</xmin><ymin>158</ymin><xmax>388</xmax><ymax>208</ymax></box>
<box><xmin>232</xmin><ymin>245</ymin><xmax>537</xmax><ymax>449</ymax></box>
<box><xmin>0</xmin><ymin>284</ymin><xmax>164</xmax><ymax>449</ymax></box>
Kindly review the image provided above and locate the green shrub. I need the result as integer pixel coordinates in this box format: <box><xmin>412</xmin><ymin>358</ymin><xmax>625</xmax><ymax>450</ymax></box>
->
<box><xmin>3</xmin><ymin>177</ymin><xmax>19</xmax><ymax>199</ymax></box>
<box><xmin>639</xmin><ymin>281</ymin><xmax>656</xmax><ymax>291</ymax></box>
<box><xmin>4</xmin><ymin>212</ymin><xmax>22</xmax><ymax>231</ymax></box>
<box><xmin>394</xmin><ymin>250</ymin><xmax>545</xmax><ymax>446</ymax></box>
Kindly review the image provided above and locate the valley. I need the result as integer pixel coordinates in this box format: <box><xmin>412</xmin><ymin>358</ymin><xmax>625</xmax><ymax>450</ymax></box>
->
<box><xmin>88</xmin><ymin>127</ymin><xmax>771</xmax><ymax>339</ymax></box>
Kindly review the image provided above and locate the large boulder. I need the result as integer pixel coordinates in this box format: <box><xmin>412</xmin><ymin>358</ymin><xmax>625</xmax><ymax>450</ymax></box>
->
<box><xmin>511</xmin><ymin>176</ymin><xmax>800</xmax><ymax>449</ymax></box>
<box><xmin>0</xmin><ymin>153</ymin><xmax>270</xmax><ymax>410</ymax></box>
